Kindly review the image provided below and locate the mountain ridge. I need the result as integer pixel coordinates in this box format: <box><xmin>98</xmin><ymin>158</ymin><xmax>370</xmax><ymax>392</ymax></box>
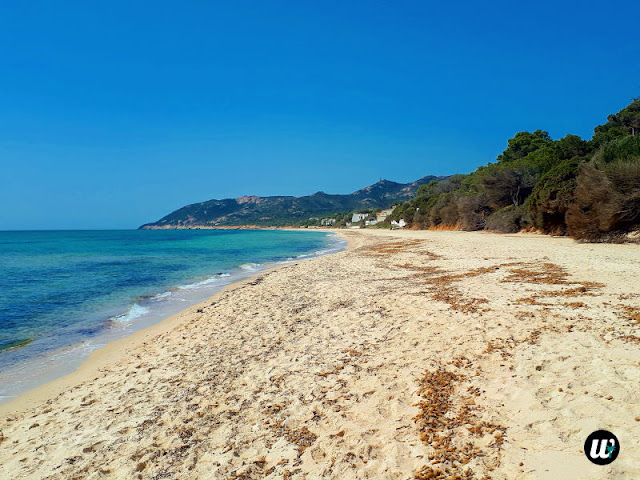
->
<box><xmin>140</xmin><ymin>175</ymin><xmax>446</xmax><ymax>228</ymax></box>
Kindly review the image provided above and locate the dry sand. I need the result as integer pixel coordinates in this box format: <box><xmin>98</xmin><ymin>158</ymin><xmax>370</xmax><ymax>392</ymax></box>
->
<box><xmin>0</xmin><ymin>229</ymin><xmax>638</xmax><ymax>479</ymax></box>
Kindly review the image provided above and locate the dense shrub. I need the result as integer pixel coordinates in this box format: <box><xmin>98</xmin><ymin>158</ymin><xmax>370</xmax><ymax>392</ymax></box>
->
<box><xmin>429</xmin><ymin>193</ymin><xmax>460</xmax><ymax>227</ymax></box>
<box><xmin>566</xmin><ymin>163</ymin><xmax>621</xmax><ymax>240</ymax></box>
<box><xmin>528</xmin><ymin>157</ymin><xmax>583</xmax><ymax>234</ymax></box>
<box><xmin>485</xmin><ymin>205</ymin><xmax>529</xmax><ymax>233</ymax></box>
<box><xmin>591</xmin><ymin>134</ymin><xmax>640</xmax><ymax>164</ymax></box>
<box><xmin>456</xmin><ymin>194</ymin><xmax>489</xmax><ymax>231</ymax></box>
<box><xmin>566</xmin><ymin>138</ymin><xmax>640</xmax><ymax>241</ymax></box>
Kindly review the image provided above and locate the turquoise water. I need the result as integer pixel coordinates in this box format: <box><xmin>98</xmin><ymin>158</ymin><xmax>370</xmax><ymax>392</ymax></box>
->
<box><xmin>0</xmin><ymin>229</ymin><xmax>343</xmax><ymax>400</ymax></box>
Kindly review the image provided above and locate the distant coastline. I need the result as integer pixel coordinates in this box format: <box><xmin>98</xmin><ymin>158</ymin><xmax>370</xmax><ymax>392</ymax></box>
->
<box><xmin>139</xmin><ymin>224</ymin><xmax>279</xmax><ymax>230</ymax></box>
<box><xmin>138</xmin><ymin>176</ymin><xmax>443</xmax><ymax>230</ymax></box>
<box><xmin>139</xmin><ymin>224</ymin><xmax>339</xmax><ymax>230</ymax></box>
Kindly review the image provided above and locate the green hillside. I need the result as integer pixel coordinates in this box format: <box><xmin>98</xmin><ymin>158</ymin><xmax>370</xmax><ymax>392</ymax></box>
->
<box><xmin>140</xmin><ymin>176</ymin><xmax>445</xmax><ymax>228</ymax></box>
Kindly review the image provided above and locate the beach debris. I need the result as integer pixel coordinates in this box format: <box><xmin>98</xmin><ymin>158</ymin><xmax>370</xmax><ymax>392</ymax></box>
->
<box><xmin>359</xmin><ymin>239</ymin><xmax>424</xmax><ymax>256</ymax></box>
<box><xmin>270</xmin><ymin>421</ymin><xmax>318</xmax><ymax>453</ymax></box>
<box><xmin>398</xmin><ymin>262</ymin><xmax>493</xmax><ymax>314</ymax></box>
<box><xmin>619</xmin><ymin>306</ymin><xmax>640</xmax><ymax>324</ymax></box>
<box><xmin>413</xmin><ymin>359</ymin><xmax>506</xmax><ymax>479</ymax></box>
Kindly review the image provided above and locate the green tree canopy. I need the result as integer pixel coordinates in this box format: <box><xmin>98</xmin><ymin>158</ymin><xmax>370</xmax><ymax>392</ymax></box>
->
<box><xmin>496</xmin><ymin>130</ymin><xmax>552</xmax><ymax>163</ymax></box>
<box><xmin>592</xmin><ymin>98</ymin><xmax>640</xmax><ymax>145</ymax></box>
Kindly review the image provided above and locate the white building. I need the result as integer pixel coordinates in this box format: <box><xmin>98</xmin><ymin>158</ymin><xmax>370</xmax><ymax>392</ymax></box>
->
<box><xmin>351</xmin><ymin>213</ymin><xmax>369</xmax><ymax>223</ymax></box>
<box><xmin>320</xmin><ymin>218</ymin><xmax>336</xmax><ymax>226</ymax></box>
<box><xmin>391</xmin><ymin>219</ymin><xmax>406</xmax><ymax>228</ymax></box>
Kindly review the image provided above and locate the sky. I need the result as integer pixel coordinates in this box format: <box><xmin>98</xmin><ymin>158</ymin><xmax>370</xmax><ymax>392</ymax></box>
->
<box><xmin>1</xmin><ymin>0</ymin><xmax>639</xmax><ymax>229</ymax></box>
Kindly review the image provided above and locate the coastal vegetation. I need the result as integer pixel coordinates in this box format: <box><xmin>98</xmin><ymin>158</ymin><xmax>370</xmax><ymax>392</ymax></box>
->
<box><xmin>391</xmin><ymin>99</ymin><xmax>640</xmax><ymax>241</ymax></box>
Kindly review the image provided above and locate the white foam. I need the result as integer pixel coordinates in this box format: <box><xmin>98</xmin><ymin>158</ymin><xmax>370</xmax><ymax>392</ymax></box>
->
<box><xmin>150</xmin><ymin>291</ymin><xmax>172</xmax><ymax>300</ymax></box>
<box><xmin>239</xmin><ymin>263</ymin><xmax>261</xmax><ymax>271</ymax></box>
<box><xmin>178</xmin><ymin>273</ymin><xmax>230</xmax><ymax>290</ymax></box>
<box><xmin>111</xmin><ymin>303</ymin><xmax>150</xmax><ymax>323</ymax></box>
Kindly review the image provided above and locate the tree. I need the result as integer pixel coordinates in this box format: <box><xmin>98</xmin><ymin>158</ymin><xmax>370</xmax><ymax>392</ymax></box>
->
<box><xmin>497</xmin><ymin>130</ymin><xmax>552</xmax><ymax>163</ymax></box>
<box><xmin>416</xmin><ymin>180</ymin><xmax>439</xmax><ymax>197</ymax></box>
<box><xmin>616</xmin><ymin>98</ymin><xmax>640</xmax><ymax>136</ymax></box>
<box><xmin>528</xmin><ymin>157</ymin><xmax>584</xmax><ymax>233</ymax></box>
<box><xmin>554</xmin><ymin>134</ymin><xmax>591</xmax><ymax>159</ymax></box>
<box><xmin>566</xmin><ymin>135</ymin><xmax>640</xmax><ymax>240</ymax></box>
<box><xmin>592</xmin><ymin>98</ymin><xmax>640</xmax><ymax>145</ymax></box>
<box><xmin>470</xmin><ymin>162</ymin><xmax>539</xmax><ymax>209</ymax></box>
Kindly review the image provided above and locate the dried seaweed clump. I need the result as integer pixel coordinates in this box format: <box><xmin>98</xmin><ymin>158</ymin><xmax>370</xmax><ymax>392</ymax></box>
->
<box><xmin>271</xmin><ymin>422</ymin><xmax>318</xmax><ymax>453</ymax></box>
<box><xmin>413</xmin><ymin>364</ymin><xmax>505</xmax><ymax>480</ymax></box>
<box><xmin>413</xmin><ymin>368</ymin><xmax>476</xmax><ymax>479</ymax></box>
<box><xmin>359</xmin><ymin>239</ymin><xmax>423</xmax><ymax>256</ymax></box>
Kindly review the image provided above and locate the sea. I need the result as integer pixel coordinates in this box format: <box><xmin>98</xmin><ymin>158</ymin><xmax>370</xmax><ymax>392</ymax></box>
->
<box><xmin>0</xmin><ymin>229</ymin><xmax>345</xmax><ymax>403</ymax></box>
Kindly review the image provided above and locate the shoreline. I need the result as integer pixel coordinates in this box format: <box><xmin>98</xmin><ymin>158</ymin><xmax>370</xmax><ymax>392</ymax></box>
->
<box><xmin>0</xmin><ymin>242</ymin><xmax>345</xmax><ymax>417</ymax></box>
<box><xmin>1</xmin><ymin>229</ymin><xmax>638</xmax><ymax>479</ymax></box>
<box><xmin>0</xmin><ymin>231</ymin><xmax>348</xmax><ymax>415</ymax></box>
<box><xmin>0</xmin><ymin>265</ymin><xmax>273</xmax><ymax>416</ymax></box>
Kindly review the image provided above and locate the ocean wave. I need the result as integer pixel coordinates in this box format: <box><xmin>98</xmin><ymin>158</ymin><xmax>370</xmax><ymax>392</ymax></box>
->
<box><xmin>178</xmin><ymin>273</ymin><xmax>231</xmax><ymax>290</ymax></box>
<box><xmin>239</xmin><ymin>263</ymin><xmax>261</xmax><ymax>271</ymax></box>
<box><xmin>111</xmin><ymin>303</ymin><xmax>150</xmax><ymax>323</ymax></box>
<box><xmin>150</xmin><ymin>291</ymin><xmax>173</xmax><ymax>301</ymax></box>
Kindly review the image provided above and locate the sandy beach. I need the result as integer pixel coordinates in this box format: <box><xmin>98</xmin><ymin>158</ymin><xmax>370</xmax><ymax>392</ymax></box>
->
<box><xmin>0</xmin><ymin>229</ymin><xmax>638</xmax><ymax>479</ymax></box>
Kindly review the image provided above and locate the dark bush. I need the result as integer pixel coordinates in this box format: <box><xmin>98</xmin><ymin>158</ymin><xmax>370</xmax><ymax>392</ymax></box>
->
<box><xmin>456</xmin><ymin>194</ymin><xmax>489</xmax><ymax>231</ymax></box>
<box><xmin>427</xmin><ymin>193</ymin><xmax>459</xmax><ymax>227</ymax></box>
<box><xmin>566</xmin><ymin>155</ymin><xmax>640</xmax><ymax>241</ymax></box>
<box><xmin>528</xmin><ymin>157</ymin><xmax>583</xmax><ymax>234</ymax></box>
<box><xmin>413</xmin><ymin>211</ymin><xmax>428</xmax><ymax>229</ymax></box>
<box><xmin>485</xmin><ymin>205</ymin><xmax>529</xmax><ymax>233</ymax></box>
<box><xmin>591</xmin><ymin>134</ymin><xmax>640</xmax><ymax>164</ymax></box>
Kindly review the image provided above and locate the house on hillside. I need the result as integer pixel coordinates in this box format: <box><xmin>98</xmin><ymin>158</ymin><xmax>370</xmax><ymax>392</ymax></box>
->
<box><xmin>321</xmin><ymin>218</ymin><xmax>336</xmax><ymax>226</ymax></box>
<box><xmin>351</xmin><ymin>213</ymin><xmax>369</xmax><ymax>223</ymax></box>
<box><xmin>391</xmin><ymin>219</ymin><xmax>406</xmax><ymax>229</ymax></box>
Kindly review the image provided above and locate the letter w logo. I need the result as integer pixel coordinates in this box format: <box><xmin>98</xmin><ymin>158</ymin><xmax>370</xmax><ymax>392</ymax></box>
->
<box><xmin>590</xmin><ymin>439</ymin><xmax>614</xmax><ymax>459</ymax></box>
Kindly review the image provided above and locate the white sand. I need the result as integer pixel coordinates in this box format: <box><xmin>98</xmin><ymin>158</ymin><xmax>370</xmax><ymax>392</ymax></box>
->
<box><xmin>0</xmin><ymin>229</ymin><xmax>638</xmax><ymax>479</ymax></box>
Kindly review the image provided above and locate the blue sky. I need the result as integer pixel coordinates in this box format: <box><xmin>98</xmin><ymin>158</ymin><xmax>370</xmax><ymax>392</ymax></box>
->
<box><xmin>1</xmin><ymin>0</ymin><xmax>638</xmax><ymax>229</ymax></box>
